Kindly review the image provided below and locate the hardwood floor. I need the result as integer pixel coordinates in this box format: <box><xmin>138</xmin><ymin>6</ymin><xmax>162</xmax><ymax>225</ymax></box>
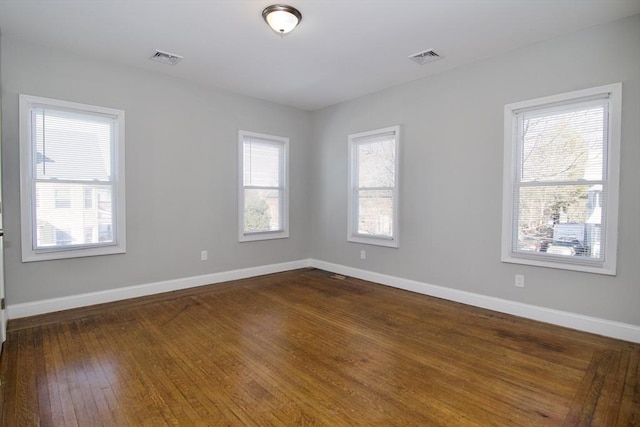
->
<box><xmin>0</xmin><ymin>268</ymin><xmax>638</xmax><ymax>426</ymax></box>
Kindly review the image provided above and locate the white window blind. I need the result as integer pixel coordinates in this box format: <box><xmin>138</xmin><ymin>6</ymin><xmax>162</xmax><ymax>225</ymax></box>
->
<box><xmin>348</xmin><ymin>126</ymin><xmax>400</xmax><ymax>248</ymax></box>
<box><xmin>238</xmin><ymin>131</ymin><xmax>289</xmax><ymax>242</ymax></box>
<box><xmin>20</xmin><ymin>95</ymin><xmax>126</xmax><ymax>261</ymax></box>
<box><xmin>502</xmin><ymin>84</ymin><xmax>621</xmax><ymax>274</ymax></box>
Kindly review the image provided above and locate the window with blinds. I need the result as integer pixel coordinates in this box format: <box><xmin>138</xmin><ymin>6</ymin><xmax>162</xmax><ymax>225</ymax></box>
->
<box><xmin>19</xmin><ymin>95</ymin><xmax>126</xmax><ymax>261</ymax></box>
<box><xmin>502</xmin><ymin>84</ymin><xmax>621</xmax><ymax>275</ymax></box>
<box><xmin>238</xmin><ymin>131</ymin><xmax>289</xmax><ymax>242</ymax></box>
<box><xmin>348</xmin><ymin>125</ymin><xmax>400</xmax><ymax>248</ymax></box>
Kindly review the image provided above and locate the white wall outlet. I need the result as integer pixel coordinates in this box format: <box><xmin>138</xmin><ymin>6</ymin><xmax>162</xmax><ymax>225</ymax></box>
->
<box><xmin>200</xmin><ymin>250</ymin><xmax>208</xmax><ymax>261</ymax></box>
<box><xmin>515</xmin><ymin>274</ymin><xmax>525</xmax><ymax>288</ymax></box>
<box><xmin>360</xmin><ymin>250</ymin><xmax>366</xmax><ymax>260</ymax></box>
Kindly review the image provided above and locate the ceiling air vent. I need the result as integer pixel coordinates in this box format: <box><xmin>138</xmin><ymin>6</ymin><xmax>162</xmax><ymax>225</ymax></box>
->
<box><xmin>408</xmin><ymin>49</ymin><xmax>441</xmax><ymax>65</ymax></box>
<box><xmin>150</xmin><ymin>50</ymin><xmax>183</xmax><ymax>65</ymax></box>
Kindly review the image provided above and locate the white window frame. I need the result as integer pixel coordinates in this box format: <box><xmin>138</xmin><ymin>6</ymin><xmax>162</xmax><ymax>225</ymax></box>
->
<box><xmin>19</xmin><ymin>94</ymin><xmax>126</xmax><ymax>262</ymax></box>
<box><xmin>348</xmin><ymin>125</ymin><xmax>400</xmax><ymax>248</ymax></box>
<box><xmin>238</xmin><ymin>130</ymin><xmax>289</xmax><ymax>242</ymax></box>
<box><xmin>501</xmin><ymin>84</ymin><xmax>621</xmax><ymax>275</ymax></box>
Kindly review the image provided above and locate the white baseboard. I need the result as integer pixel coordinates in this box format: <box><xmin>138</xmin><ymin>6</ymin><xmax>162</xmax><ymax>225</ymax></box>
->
<box><xmin>7</xmin><ymin>259</ymin><xmax>312</xmax><ymax>320</ymax></box>
<box><xmin>7</xmin><ymin>257</ymin><xmax>639</xmax><ymax>343</ymax></box>
<box><xmin>310</xmin><ymin>259</ymin><xmax>640</xmax><ymax>344</ymax></box>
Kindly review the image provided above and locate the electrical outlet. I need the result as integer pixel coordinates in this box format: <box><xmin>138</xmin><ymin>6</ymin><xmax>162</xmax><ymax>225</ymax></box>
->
<box><xmin>515</xmin><ymin>274</ymin><xmax>525</xmax><ymax>288</ymax></box>
<box><xmin>360</xmin><ymin>250</ymin><xmax>366</xmax><ymax>260</ymax></box>
<box><xmin>200</xmin><ymin>250</ymin><xmax>208</xmax><ymax>261</ymax></box>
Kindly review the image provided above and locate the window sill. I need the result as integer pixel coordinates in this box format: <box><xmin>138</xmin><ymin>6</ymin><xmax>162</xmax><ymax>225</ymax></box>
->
<box><xmin>239</xmin><ymin>230</ymin><xmax>289</xmax><ymax>243</ymax></box>
<box><xmin>22</xmin><ymin>243</ymin><xmax>126</xmax><ymax>262</ymax></box>
<box><xmin>348</xmin><ymin>235</ymin><xmax>399</xmax><ymax>248</ymax></box>
<box><xmin>501</xmin><ymin>252</ymin><xmax>615</xmax><ymax>276</ymax></box>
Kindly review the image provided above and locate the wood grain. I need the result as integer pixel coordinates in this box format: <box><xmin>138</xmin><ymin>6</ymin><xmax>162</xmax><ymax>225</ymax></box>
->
<box><xmin>0</xmin><ymin>268</ymin><xmax>638</xmax><ymax>426</ymax></box>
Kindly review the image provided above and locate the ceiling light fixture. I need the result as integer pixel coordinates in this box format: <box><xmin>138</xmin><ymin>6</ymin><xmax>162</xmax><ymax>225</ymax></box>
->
<box><xmin>262</xmin><ymin>4</ymin><xmax>302</xmax><ymax>36</ymax></box>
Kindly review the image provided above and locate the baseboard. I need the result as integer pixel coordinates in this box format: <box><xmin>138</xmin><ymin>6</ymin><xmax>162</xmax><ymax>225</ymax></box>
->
<box><xmin>7</xmin><ymin>259</ymin><xmax>312</xmax><ymax>320</ymax></box>
<box><xmin>7</xmin><ymin>257</ymin><xmax>639</xmax><ymax>343</ymax></box>
<box><xmin>310</xmin><ymin>259</ymin><xmax>640</xmax><ymax>344</ymax></box>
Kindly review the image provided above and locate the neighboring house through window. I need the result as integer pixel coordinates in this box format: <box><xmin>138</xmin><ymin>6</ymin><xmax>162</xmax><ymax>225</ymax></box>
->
<box><xmin>501</xmin><ymin>84</ymin><xmax>621</xmax><ymax>275</ymax></box>
<box><xmin>19</xmin><ymin>94</ymin><xmax>126</xmax><ymax>261</ymax></box>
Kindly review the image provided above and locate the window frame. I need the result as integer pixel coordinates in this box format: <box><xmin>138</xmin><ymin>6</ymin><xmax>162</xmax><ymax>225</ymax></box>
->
<box><xmin>501</xmin><ymin>84</ymin><xmax>621</xmax><ymax>275</ymax></box>
<box><xmin>19</xmin><ymin>94</ymin><xmax>126</xmax><ymax>262</ymax></box>
<box><xmin>347</xmin><ymin>125</ymin><xmax>400</xmax><ymax>248</ymax></box>
<box><xmin>238</xmin><ymin>130</ymin><xmax>289</xmax><ymax>242</ymax></box>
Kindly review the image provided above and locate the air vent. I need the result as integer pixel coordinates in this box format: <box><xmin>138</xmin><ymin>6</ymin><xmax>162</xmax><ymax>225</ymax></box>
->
<box><xmin>150</xmin><ymin>50</ymin><xmax>183</xmax><ymax>65</ymax></box>
<box><xmin>408</xmin><ymin>49</ymin><xmax>441</xmax><ymax>65</ymax></box>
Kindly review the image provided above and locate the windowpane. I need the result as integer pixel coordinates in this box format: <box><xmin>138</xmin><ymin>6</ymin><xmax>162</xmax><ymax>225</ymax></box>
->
<box><xmin>31</xmin><ymin>107</ymin><xmax>117</xmax><ymax>251</ymax></box>
<box><xmin>502</xmin><ymin>84</ymin><xmax>620</xmax><ymax>274</ymax></box>
<box><xmin>358</xmin><ymin>139</ymin><xmax>395</xmax><ymax>187</ymax></box>
<box><xmin>516</xmin><ymin>185</ymin><xmax>604</xmax><ymax>260</ymax></box>
<box><xmin>520</xmin><ymin>106</ymin><xmax>605</xmax><ymax>183</ymax></box>
<box><xmin>243</xmin><ymin>141</ymin><xmax>281</xmax><ymax>187</ymax></box>
<box><xmin>348</xmin><ymin>125</ymin><xmax>399</xmax><ymax>247</ymax></box>
<box><xmin>33</xmin><ymin>108</ymin><xmax>113</xmax><ymax>181</ymax></box>
<box><xmin>244</xmin><ymin>189</ymin><xmax>281</xmax><ymax>233</ymax></box>
<box><xmin>238</xmin><ymin>131</ymin><xmax>289</xmax><ymax>242</ymax></box>
<box><xmin>20</xmin><ymin>94</ymin><xmax>126</xmax><ymax>261</ymax></box>
<box><xmin>357</xmin><ymin>189</ymin><xmax>393</xmax><ymax>237</ymax></box>
<box><xmin>35</xmin><ymin>182</ymin><xmax>114</xmax><ymax>248</ymax></box>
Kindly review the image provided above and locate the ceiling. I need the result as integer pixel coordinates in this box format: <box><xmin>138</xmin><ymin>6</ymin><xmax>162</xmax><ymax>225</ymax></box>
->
<box><xmin>1</xmin><ymin>0</ymin><xmax>639</xmax><ymax>111</ymax></box>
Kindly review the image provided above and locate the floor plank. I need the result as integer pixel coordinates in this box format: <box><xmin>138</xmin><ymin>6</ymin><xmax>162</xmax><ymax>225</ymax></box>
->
<box><xmin>1</xmin><ymin>268</ymin><xmax>638</xmax><ymax>426</ymax></box>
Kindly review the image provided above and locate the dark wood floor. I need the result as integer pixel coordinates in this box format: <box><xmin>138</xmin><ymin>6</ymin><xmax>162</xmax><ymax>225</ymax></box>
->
<box><xmin>0</xmin><ymin>268</ymin><xmax>638</xmax><ymax>426</ymax></box>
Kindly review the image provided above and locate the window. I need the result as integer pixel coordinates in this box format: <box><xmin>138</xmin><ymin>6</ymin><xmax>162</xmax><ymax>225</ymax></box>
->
<box><xmin>348</xmin><ymin>125</ymin><xmax>400</xmax><ymax>248</ymax></box>
<box><xmin>238</xmin><ymin>131</ymin><xmax>289</xmax><ymax>242</ymax></box>
<box><xmin>55</xmin><ymin>229</ymin><xmax>72</xmax><ymax>246</ymax></box>
<box><xmin>501</xmin><ymin>84</ymin><xmax>621</xmax><ymax>275</ymax></box>
<box><xmin>54</xmin><ymin>188</ymin><xmax>71</xmax><ymax>209</ymax></box>
<box><xmin>84</xmin><ymin>187</ymin><xmax>93</xmax><ymax>209</ymax></box>
<box><xmin>19</xmin><ymin>95</ymin><xmax>126</xmax><ymax>261</ymax></box>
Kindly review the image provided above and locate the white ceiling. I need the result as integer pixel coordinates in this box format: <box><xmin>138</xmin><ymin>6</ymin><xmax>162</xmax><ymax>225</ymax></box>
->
<box><xmin>1</xmin><ymin>0</ymin><xmax>639</xmax><ymax>111</ymax></box>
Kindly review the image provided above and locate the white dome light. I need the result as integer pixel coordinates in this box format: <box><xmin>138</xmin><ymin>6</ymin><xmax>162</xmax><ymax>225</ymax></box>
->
<box><xmin>262</xmin><ymin>4</ymin><xmax>302</xmax><ymax>36</ymax></box>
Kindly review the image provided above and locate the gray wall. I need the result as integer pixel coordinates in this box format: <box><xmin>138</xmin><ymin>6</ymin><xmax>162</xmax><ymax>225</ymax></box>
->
<box><xmin>310</xmin><ymin>15</ymin><xmax>640</xmax><ymax>326</ymax></box>
<box><xmin>1</xmin><ymin>15</ymin><xmax>638</xmax><ymax>327</ymax></box>
<box><xmin>0</xmin><ymin>38</ymin><xmax>312</xmax><ymax>304</ymax></box>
